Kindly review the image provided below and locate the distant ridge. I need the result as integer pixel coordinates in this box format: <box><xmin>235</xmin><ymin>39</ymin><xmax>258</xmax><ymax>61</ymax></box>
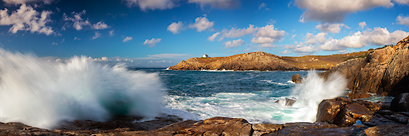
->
<box><xmin>169</xmin><ymin>51</ymin><xmax>369</xmax><ymax>71</ymax></box>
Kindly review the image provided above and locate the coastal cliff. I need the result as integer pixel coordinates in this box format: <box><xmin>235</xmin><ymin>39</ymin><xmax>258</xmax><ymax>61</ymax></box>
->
<box><xmin>321</xmin><ymin>35</ymin><xmax>409</xmax><ymax>97</ymax></box>
<box><xmin>169</xmin><ymin>51</ymin><xmax>369</xmax><ymax>71</ymax></box>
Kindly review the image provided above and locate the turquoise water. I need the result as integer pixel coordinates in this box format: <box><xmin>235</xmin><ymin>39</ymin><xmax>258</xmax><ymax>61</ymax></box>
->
<box><xmin>133</xmin><ymin>68</ymin><xmax>320</xmax><ymax>123</ymax></box>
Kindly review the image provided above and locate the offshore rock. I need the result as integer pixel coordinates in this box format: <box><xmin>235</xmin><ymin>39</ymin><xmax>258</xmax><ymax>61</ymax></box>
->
<box><xmin>291</xmin><ymin>74</ymin><xmax>302</xmax><ymax>84</ymax></box>
<box><xmin>390</xmin><ymin>93</ymin><xmax>409</xmax><ymax>112</ymax></box>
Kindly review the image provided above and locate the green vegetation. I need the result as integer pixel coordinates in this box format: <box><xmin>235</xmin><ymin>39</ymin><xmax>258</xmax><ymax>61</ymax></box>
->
<box><xmin>345</xmin><ymin>53</ymin><xmax>368</xmax><ymax>61</ymax></box>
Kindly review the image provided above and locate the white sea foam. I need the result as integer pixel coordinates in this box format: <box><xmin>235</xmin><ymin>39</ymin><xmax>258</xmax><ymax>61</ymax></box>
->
<box><xmin>0</xmin><ymin>49</ymin><xmax>164</xmax><ymax>129</ymax></box>
<box><xmin>289</xmin><ymin>70</ymin><xmax>346</xmax><ymax>122</ymax></box>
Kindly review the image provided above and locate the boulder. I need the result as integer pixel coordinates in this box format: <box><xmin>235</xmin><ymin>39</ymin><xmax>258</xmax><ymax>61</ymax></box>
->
<box><xmin>251</xmin><ymin>124</ymin><xmax>282</xmax><ymax>136</ymax></box>
<box><xmin>291</xmin><ymin>74</ymin><xmax>302</xmax><ymax>83</ymax></box>
<box><xmin>390</xmin><ymin>93</ymin><xmax>409</xmax><ymax>112</ymax></box>
<box><xmin>334</xmin><ymin>103</ymin><xmax>373</xmax><ymax>127</ymax></box>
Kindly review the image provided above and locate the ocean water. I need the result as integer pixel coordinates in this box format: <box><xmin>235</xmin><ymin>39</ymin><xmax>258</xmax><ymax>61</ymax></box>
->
<box><xmin>133</xmin><ymin>68</ymin><xmax>347</xmax><ymax>124</ymax></box>
<box><xmin>0</xmin><ymin>49</ymin><xmax>384</xmax><ymax>129</ymax></box>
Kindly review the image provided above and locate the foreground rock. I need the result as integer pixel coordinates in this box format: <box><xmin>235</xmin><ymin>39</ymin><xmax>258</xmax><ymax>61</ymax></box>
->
<box><xmin>390</xmin><ymin>93</ymin><xmax>409</xmax><ymax>112</ymax></box>
<box><xmin>321</xmin><ymin>35</ymin><xmax>409</xmax><ymax>97</ymax></box>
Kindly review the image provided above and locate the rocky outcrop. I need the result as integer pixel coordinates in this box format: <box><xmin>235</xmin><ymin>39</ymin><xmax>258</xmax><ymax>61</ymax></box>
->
<box><xmin>321</xmin><ymin>35</ymin><xmax>409</xmax><ymax>97</ymax></box>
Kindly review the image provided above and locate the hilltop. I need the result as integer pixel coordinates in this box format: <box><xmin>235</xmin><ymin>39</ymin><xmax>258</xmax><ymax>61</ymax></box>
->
<box><xmin>168</xmin><ymin>51</ymin><xmax>369</xmax><ymax>71</ymax></box>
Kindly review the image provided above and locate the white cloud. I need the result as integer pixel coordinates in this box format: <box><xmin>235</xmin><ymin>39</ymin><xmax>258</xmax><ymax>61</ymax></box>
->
<box><xmin>251</xmin><ymin>25</ymin><xmax>286</xmax><ymax>47</ymax></box>
<box><xmin>320</xmin><ymin>27</ymin><xmax>409</xmax><ymax>51</ymax></box>
<box><xmin>63</xmin><ymin>10</ymin><xmax>108</xmax><ymax>31</ymax></box>
<box><xmin>91</xmin><ymin>32</ymin><xmax>101</xmax><ymax>40</ymax></box>
<box><xmin>74</xmin><ymin>37</ymin><xmax>80</xmax><ymax>40</ymax></box>
<box><xmin>359</xmin><ymin>22</ymin><xmax>367</xmax><ymax>29</ymax></box>
<box><xmin>91</xmin><ymin>21</ymin><xmax>109</xmax><ymax>30</ymax></box>
<box><xmin>280</xmin><ymin>50</ymin><xmax>290</xmax><ymax>54</ymax></box>
<box><xmin>221</xmin><ymin>24</ymin><xmax>258</xmax><ymax>38</ymax></box>
<box><xmin>316</xmin><ymin>23</ymin><xmax>348</xmax><ymax>33</ymax></box>
<box><xmin>0</xmin><ymin>4</ymin><xmax>54</xmax><ymax>35</ymax></box>
<box><xmin>124</xmin><ymin>0</ymin><xmax>177</xmax><ymax>11</ymax></box>
<box><xmin>259</xmin><ymin>2</ymin><xmax>270</xmax><ymax>11</ymax></box>
<box><xmin>394</xmin><ymin>0</ymin><xmax>409</xmax><ymax>5</ymax></box>
<box><xmin>189</xmin><ymin>14</ymin><xmax>214</xmax><ymax>32</ymax></box>
<box><xmin>396</xmin><ymin>15</ymin><xmax>409</xmax><ymax>27</ymax></box>
<box><xmin>3</xmin><ymin>0</ymin><xmax>53</xmax><ymax>5</ymax></box>
<box><xmin>143</xmin><ymin>38</ymin><xmax>161</xmax><ymax>47</ymax></box>
<box><xmin>109</xmin><ymin>30</ymin><xmax>115</xmax><ymax>36</ymax></box>
<box><xmin>294</xmin><ymin>44</ymin><xmax>317</xmax><ymax>53</ymax></box>
<box><xmin>167</xmin><ymin>21</ymin><xmax>183</xmax><ymax>34</ymax></box>
<box><xmin>224</xmin><ymin>39</ymin><xmax>244</xmax><ymax>48</ymax></box>
<box><xmin>294</xmin><ymin>0</ymin><xmax>393</xmax><ymax>23</ymax></box>
<box><xmin>123</xmin><ymin>36</ymin><xmax>132</xmax><ymax>42</ymax></box>
<box><xmin>63</xmin><ymin>10</ymin><xmax>90</xmax><ymax>31</ymax></box>
<box><xmin>188</xmin><ymin>0</ymin><xmax>240</xmax><ymax>9</ymax></box>
<box><xmin>291</xmin><ymin>34</ymin><xmax>297</xmax><ymax>39</ymax></box>
<box><xmin>207</xmin><ymin>32</ymin><xmax>220</xmax><ymax>41</ymax></box>
<box><xmin>304</xmin><ymin>32</ymin><xmax>327</xmax><ymax>44</ymax></box>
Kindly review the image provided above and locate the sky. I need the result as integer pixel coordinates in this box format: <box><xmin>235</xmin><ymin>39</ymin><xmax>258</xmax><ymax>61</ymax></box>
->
<box><xmin>0</xmin><ymin>0</ymin><xmax>409</xmax><ymax>67</ymax></box>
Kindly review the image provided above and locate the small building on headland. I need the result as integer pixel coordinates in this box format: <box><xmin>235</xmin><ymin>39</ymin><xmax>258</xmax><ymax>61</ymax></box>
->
<box><xmin>202</xmin><ymin>54</ymin><xmax>209</xmax><ymax>58</ymax></box>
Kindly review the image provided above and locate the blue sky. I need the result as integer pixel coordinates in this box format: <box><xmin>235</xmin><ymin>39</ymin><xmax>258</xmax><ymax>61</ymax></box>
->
<box><xmin>0</xmin><ymin>0</ymin><xmax>408</xmax><ymax>67</ymax></box>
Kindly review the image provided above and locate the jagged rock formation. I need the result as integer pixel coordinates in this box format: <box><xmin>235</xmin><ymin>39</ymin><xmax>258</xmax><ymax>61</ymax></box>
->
<box><xmin>320</xmin><ymin>35</ymin><xmax>409</xmax><ymax>97</ymax></box>
<box><xmin>169</xmin><ymin>51</ymin><xmax>369</xmax><ymax>71</ymax></box>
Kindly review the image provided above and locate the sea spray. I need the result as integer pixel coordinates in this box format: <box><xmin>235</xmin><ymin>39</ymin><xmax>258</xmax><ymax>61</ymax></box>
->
<box><xmin>290</xmin><ymin>70</ymin><xmax>346</xmax><ymax>122</ymax></box>
<box><xmin>0</xmin><ymin>49</ymin><xmax>164</xmax><ymax>129</ymax></box>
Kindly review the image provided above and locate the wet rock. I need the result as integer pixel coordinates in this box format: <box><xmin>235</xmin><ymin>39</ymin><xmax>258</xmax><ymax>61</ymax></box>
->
<box><xmin>269</xmin><ymin>122</ymin><xmax>349</xmax><ymax>136</ymax></box>
<box><xmin>316</xmin><ymin>98</ymin><xmax>344</xmax><ymax>124</ymax></box>
<box><xmin>174</xmin><ymin>117</ymin><xmax>252</xmax><ymax>136</ymax></box>
<box><xmin>390</xmin><ymin>93</ymin><xmax>409</xmax><ymax>112</ymax></box>
<box><xmin>291</xmin><ymin>74</ymin><xmax>302</xmax><ymax>84</ymax></box>
<box><xmin>274</xmin><ymin>98</ymin><xmax>297</xmax><ymax>107</ymax></box>
<box><xmin>252</xmin><ymin>124</ymin><xmax>282</xmax><ymax>136</ymax></box>
<box><xmin>335</xmin><ymin>103</ymin><xmax>373</xmax><ymax>127</ymax></box>
<box><xmin>347</xmin><ymin>92</ymin><xmax>372</xmax><ymax>99</ymax></box>
<box><xmin>359</xmin><ymin>124</ymin><xmax>409</xmax><ymax>136</ymax></box>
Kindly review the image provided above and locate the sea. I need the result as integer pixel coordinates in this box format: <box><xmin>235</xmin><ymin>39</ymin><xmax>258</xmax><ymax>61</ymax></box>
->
<box><xmin>0</xmin><ymin>51</ymin><xmax>393</xmax><ymax>129</ymax></box>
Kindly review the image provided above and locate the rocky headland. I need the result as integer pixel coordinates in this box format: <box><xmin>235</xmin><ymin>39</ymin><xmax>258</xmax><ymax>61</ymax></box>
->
<box><xmin>168</xmin><ymin>51</ymin><xmax>369</xmax><ymax>71</ymax></box>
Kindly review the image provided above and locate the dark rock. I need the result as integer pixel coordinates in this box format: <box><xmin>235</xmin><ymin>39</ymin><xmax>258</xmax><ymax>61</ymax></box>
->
<box><xmin>359</xmin><ymin>124</ymin><xmax>409</xmax><ymax>136</ymax></box>
<box><xmin>390</xmin><ymin>93</ymin><xmax>409</xmax><ymax>112</ymax></box>
<box><xmin>291</xmin><ymin>74</ymin><xmax>302</xmax><ymax>84</ymax></box>
<box><xmin>334</xmin><ymin>103</ymin><xmax>373</xmax><ymax>127</ymax></box>
<box><xmin>347</xmin><ymin>92</ymin><xmax>372</xmax><ymax>99</ymax></box>
<box><xmin>274</xmin><ymin>98</ymin><xmax>297</xmax><ymax>107</ymax></box>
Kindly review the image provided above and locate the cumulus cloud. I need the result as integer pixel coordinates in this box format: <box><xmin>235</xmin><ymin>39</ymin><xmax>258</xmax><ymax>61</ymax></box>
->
<box><xmin>3</xmin><ymin>0</ymin><xmax>53</xmax><ymax>5</ymax></box>
<box><xmin>63</xmin><ymin>10</ymin><xmax>109</xmax><ymax>31</ymax></box>
<box><xmin>91</xmin><ymin>21</ymin><xmax>109</xmax><ymax>30</ymax></box>
<box><xmin>220</xmin><ymin>24</ymin><xmax>258</xmax><ymax>38</ymax></box>
<box><xmin>251</xmin><ymin>25</ymin><xmax>286</xmax><ymax>47</ymax></box>
<box><xmin>123</xmin><ymin>36</ymin><xmax>132</xmax><ymax>42</ymax></box>
<box><xmin>294</xmin><ymin>0</ymin><xmax>393</xmax><ymax>23</ymax></box>
<box><xmin>294</xmin><ymin>44</ymin><xmax>317</xmax><ymax>53</ymax></box>
<box><xmin>0</xmin><ymin>4</ymin><xmax>54</xmax><ymax>35</ymax></box>
<box><xmin>124</xmin><ymin>0</ymin><xmax>177</xmax><ymax>11</ymax></box>
<box><xmin>63</xmin><ymin>10</ymin><xmax>90</xmax><ymax>30</ymax></box>
<box><xmin>143</xmin><ymin>38</ymin><xmax>161</xmax><ymax>47</ymax></box>
<box><xmin>224</xmin><ymin>39</ymin><xmax>244</xmax><ymax>48</ymax></box>
<box><xmin>304</xmin><ymin>32</ymin><xmax>327</xmax><ymax>44</ymax></box>
<box><xmin>167</xmin><ymin>21</ymin><xmax>183</xmax><ymax>34</ymax></box>
<box><xmin>91</xmin><ymin>32</ymin><xmax>101</xmax><ymax>40</ymax></box>
<box><xmin>394</xmin><ymin>0</ymin><xmax>409</xmax><ymax>5</ymax></box>
<box><xmin>396</xmin><ymin>15</ymin><xmax>409</xmax><ymax>27</ymax></box>
<box><xmin>207</xmin><ymin>32</ymin><xmax>220</xmax><ymax>41</ymax></box>
<box><xmin>189</xmin><ymin>14</ymin><xmax>214</xmax><ymax>32</ymax></box>
<box><xmin>359</xmin><ymin>22</ymin><xmax>367</xmax><ymax>29</ymax></box>
<box><xmin>188</xmin><ymin>0</ymin><xmax>240</xmax><ymax>9</ymax></box>
<box><xmin>316</xmin><ymin>23</ymin><xmax>348</xmax><ymax>33</ymax></box>
<box><xmin>320</xmin><ymin>27</ymin><xmax>409</xmax><ymax>51</ymax></box>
